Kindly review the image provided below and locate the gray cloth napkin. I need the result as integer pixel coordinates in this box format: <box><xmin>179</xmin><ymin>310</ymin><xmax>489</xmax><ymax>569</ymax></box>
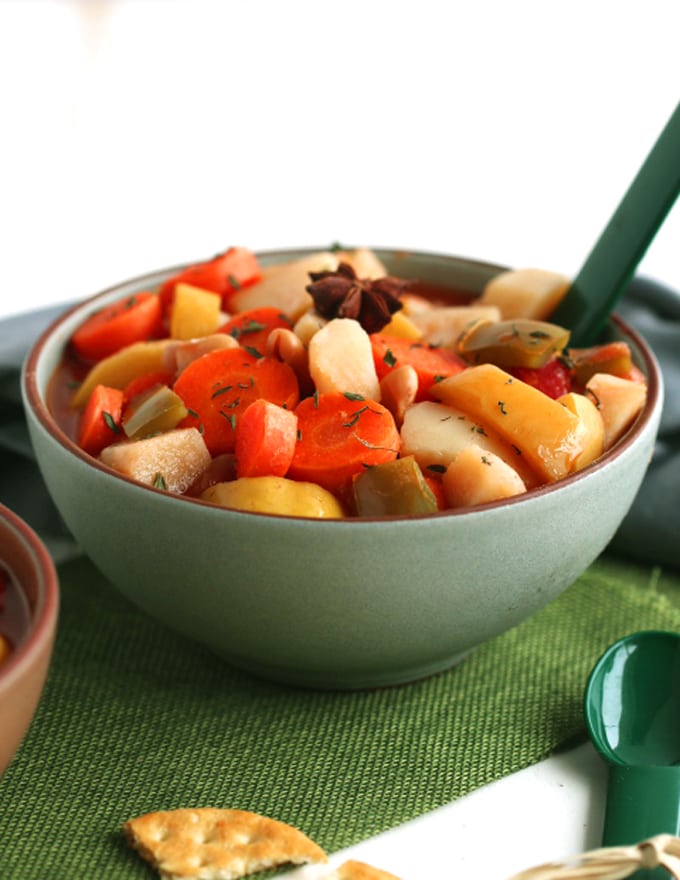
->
<box><xmin>0</xmin><ymin>281</ymin><xmax>678</xmax><ymax>569</ymax></box>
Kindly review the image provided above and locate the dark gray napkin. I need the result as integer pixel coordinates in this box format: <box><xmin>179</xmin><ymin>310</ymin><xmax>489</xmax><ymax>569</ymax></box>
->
<box><xmin>1</xmin><ymin>282</ymin><xmax>678</xmax><ymax>569</ymax></box>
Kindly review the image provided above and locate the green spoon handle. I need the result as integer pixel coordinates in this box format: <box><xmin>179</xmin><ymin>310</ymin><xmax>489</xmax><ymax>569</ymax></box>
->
<box><xmin>552</xmin><ymin>101</ymin><xmax>680</xmax><ymax>346</ymax></box>
<box><xmin>603</xmin><ymin>764</ymin><xmax>680</xmax><ymax>878</ymax></box>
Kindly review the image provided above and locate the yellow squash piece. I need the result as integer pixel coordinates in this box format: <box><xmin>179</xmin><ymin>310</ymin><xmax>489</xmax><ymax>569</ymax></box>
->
<box><xmin>433</xmin><ymin>363</ymin><xmax>585</xmax><ymax>483</ymax></box>
<box><xmin>557</xmin><ymin>391</ymin><xmax>605</xmax><ymax>471</ymax></box>
<box><xmin>169</xmin><ymin>283</ymin><xmax>222</xmax><ymax>340</ymax></box>
<box><xmin>71</xmin><ymin>340</ymin><xmax>173</xmax><ymax>409</ymax></box>
<box><xmin>201</xmin><ymin>476</ymin><xmax>345</xmax><ymax>518</ymax></box>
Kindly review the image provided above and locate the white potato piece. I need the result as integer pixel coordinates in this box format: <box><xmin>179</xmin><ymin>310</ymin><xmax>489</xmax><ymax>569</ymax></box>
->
<box><xmin>410</xmin><ymin>305</ymin><xmax>501</xmax><ymax>347</ymax></box>
<box><xmin>443</xmin><ymin>444</ymin><xmax>527</xmax><ymax>508</ymax></box>
<box><xmin>163</xmin><ymin>333</ymin><xmax>239</xmax><ymax>375</ymax></box>
<box><xmin>308</xmin><ymin>318</ymin><xmax>380</xmax><ymax>400</ymax></box>
<box><xmin>230</xmin><ymin>252</ymin><xmax>339</xmax><ymax>320</ymax></box>
<box><xmin>335</xmin><ymin>247</ymin><xmax>388</xmax><ymax>278</ymax></box>
<box><xmin>400</xmin><ymin>400</ymin><xmax>538</xmax><ymax>487</ymax></box>
<box><xmin>557</xmin><ymin>391</ymin><xmax>605</xmax><ymax>471</ymax></box>
<box><xmin>479</xmin><ymin>268</ymin><xmax>571</xmax><ymax>320</ymax></box>
<box><xmin>293</xmin><ymin>309</ymin><xmax>327</xmax><ymax>345</ymax></box>
<box><xmin>585</xmin><ymin>372</ymin><xmax>647</xmax><ymax>451</ymax></box>
<box><xmin>99</xmin><ymin>428</ymin><xmax>211</xmax><ymax>494</ymax></box>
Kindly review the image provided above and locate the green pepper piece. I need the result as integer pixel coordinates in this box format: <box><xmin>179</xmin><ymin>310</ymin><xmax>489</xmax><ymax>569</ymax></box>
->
<box><xmin>353</xmin><ymin>455</ymin><xmax>439</xmax><ymax>517</ymax></box>
<box><xmin>122</xmin><ymin>385</ymin><xmax>188</xmax><ymax>440</ymax></box>
<box><xmin>456</xmin><ymin>318</ymin><xmax>571</xmax><ymax>369</ymax></box>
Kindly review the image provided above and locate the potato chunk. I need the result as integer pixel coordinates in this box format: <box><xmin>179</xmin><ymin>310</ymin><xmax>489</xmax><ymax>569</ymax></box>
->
<box><xmin>230</xmin><ymin>252</ymin><xmax>338</xmax><ymax>320</ymax></box>
<box><xmin>585</xmin><ymin>372</ymin><xmax>647</xmax><ymax>451</ymax></box>
<box><xmin>308</xmin><ymin>318</ymin><xmax>380</xmax><ymax>400</ymax></box>
<box><xmin>479</xmin><ymin>268</ymin><xmax>571</xmax><ymax>320</ymax></box>
<box><xmin>169</xmin><ymin>283</ymin><xmax>222</xmax><ymax>340</ymax></box>
<box><xmin>443</xmin><ymin>444</ymin><xmax>527</xmax><ymax>508</ymax></box>
<box><xmin>201</xmin><ymin>476</ymin><xmax>344</xmax><ymax>518</ymax></box>
<box><xmin>433</xmin><ymin>364</ymin><xmax>585</xmax><ymax>482</ymax></box>
<box><xmin>410</xmin><ymin>305</ymin><xmax>501</xmax><ymax>347</ymax></box>
<box><xmin>100</xmin><ymin>428</ymin><xmax>211</xmax><ymax>494</ymax></box>
<box><xmin>400</xmin><ymin>400</ymin><xmax>537</xmax><ymax>487</ymax></box>
<box><xmin>71</xmin><ymin>340</ymin><xmax>173</xmax><ymax>409</ymax></box>
<box><xmin>557</xmin><ymin>391</ymin><xmax>604</xmax><ymax>471</ymax></box>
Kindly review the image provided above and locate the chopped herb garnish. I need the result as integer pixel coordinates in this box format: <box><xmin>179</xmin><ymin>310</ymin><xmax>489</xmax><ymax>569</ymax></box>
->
<box><xmin>498</xmin><ymin>400</ymin><xmax>508</xmax><ymax>415</ymax></box>
<box><xmin>433</xmin><ymin>375</ymin><xmax>445</xmax><ymax>383</ymax></box>
<box><xmin>219</xmin><ymin>412</ymin><xmax>238</xmax><ymax>430</ymax></box>
<box><xmin>188</xmin><ymin>408</ymin><xmax>200</xmax><ymax>418</ymax></box>
<box><xmin>481</xmin><ymin>455</ymin><xmax>492</xmax><ymax>465</ymax></box>
<box><xmin>383</xmin><ymin>349</ymin><xmax>397</xmax><ymax>368</ymax></box>
<box><xmin>211</xmin><ymin>385</ymin><xmax>233</xmax><ymax>399</ymax></box>
<box><xmin>343</xmin><ymin>392</ymin><xmax>365</xmax><ymax>401</ymax></box>
<box><xmin>244</xmin><ymin>345</ymin><xmax>263</xmax><ymax>359</ymax></box>
<box><xmin>228</xmin><ymin>273</ymin><xmax>241</xmax><ymax>290</ymax></box>
<box><xmin>511</xmin><ymin>444</ymin><xmax>522</xmax><ymax>456</ymax></box>
<box><xmin>343</xmin><ymin>406</ymin><xmax>368</xmax><ymax>428</ymax></box>
<box><xmin>427</xmin><ymin>464</ymin><xmax>447</xmax><ymax>474</ymax></box>
<box><xmin>153</xmin><ymin>473</ymin><xmax>167</xmax><ymax>490</ymax></box>
<box><xmin>313</xmin><ymin>390</ymin><xmax>319</xmax><ymax>409</ymax></box>
<box><xmin>102</xmin><ymin>411</ymin><xmax>120</xmax><ymax>433</ymax></box>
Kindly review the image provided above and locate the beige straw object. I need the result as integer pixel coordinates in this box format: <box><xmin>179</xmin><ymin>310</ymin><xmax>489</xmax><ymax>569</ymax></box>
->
<box><xmin>508</xmin><ymin>835</ymin><xmax>680</xmax><ymax>879</ymax></box>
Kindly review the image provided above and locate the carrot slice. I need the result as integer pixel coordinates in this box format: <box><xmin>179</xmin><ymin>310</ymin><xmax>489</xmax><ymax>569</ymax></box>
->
<box><xmin>219</xmin><ymin>307</ymin><xmax>294</xmax><ymax>357</ymax></box>
<box><xmin>159</xmin><ymin>247</ymin><xmax>261</xmax><ymax>315</ymax></box>
<box><xmin>173</xmin><ymin>348</ymin><xmax>299</xmax><ymax>456</ymax></box>
<box><xmin>78</xmin><ymin>384</ymin><xmax>124</xmax><ymax>456</ymax></box>
<box><xmin>288</xmin><ymin>391</ymin><xmax>400</xmax><ymax>496</ymax></box>
<box><xmin>370</xmin><ymin>333</ymin><xmax>466</xmax><ymax>400</ymax></box>
<box><xmin>235</xmin><ymin>399</ymin><xmax>298</xmax><ymax>479</ymax></box>
<box><xmin>71</xmin><ymin>292</ymin><xmax>163</xmax><ymax>363</ymax></box>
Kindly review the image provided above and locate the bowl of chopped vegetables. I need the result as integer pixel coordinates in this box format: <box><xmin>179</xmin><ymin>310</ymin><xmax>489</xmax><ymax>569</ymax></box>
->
<box><xmin>0</xmin><ymin>503</ymin><xmax>59</xmax><ymax>773</ymax></box>
<box><xmin>21</xmin><ymin>246</ymin><xmax>662</xmax><ymax>688</ymax></box>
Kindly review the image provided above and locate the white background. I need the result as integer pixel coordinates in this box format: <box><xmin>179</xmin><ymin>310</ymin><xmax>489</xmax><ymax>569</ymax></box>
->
<box><xmin>0</xmin><ymin>0</ymin><xmax>678</xmax><ymax>318</ymax></box>
<box><xmin>0</xmin><ymin>2</ymin><xmax>677</xmax><ymax>877</ymax></box>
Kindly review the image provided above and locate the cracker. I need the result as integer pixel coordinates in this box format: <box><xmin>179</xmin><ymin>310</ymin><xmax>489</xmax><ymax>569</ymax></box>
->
<box><xmin>324</xmin><ymin>860</ymin><xmax>403</xmax><ymax>880</ymax></box>
<box><xmin>123</xmin><ymin>807</ymin><xmax>327</xmax><ymax>880</ymax></box>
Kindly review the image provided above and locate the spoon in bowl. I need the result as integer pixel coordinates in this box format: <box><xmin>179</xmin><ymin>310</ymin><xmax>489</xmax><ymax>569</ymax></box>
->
<box><xmin>584</xmin><ymin>630</ymin><xmax>680</xmax><ymax>877</ymax></box>
<box><xmin>551</xmin><ymin>102</ymin><xmax>680</xmax><ymax>346</ymax></box>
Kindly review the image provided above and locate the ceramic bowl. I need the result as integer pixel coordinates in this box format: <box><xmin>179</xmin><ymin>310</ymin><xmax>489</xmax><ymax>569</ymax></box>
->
<box><xmin>21</xmin><ymin>248</ymin><xmax>663</xmax><ymax>689</ymax></box>
<box><xmin>0</xmin><ymin>503</ymin><xmax>59</xmax><ymax>773</ymax></box>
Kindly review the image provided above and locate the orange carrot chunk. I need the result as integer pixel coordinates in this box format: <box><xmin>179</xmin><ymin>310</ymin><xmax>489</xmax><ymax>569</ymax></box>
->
<box><xmin>173</xmin><ymin>348</ymin><xmax>299</xmax><ymax>456</ymax></box>
<box><xmin>288</xmin><ymin>391</ymin><xmax>400</xmax><ymax>496</ymax></box>
<box><xmin>370</xmin><ymin>333</ymin><xmax>466</xmax><ymax>400</ymax></box>
<box><xmin>78</xmin><ymin>384</ymin><xmax>124</xmax><ymax>456</ymax></box>
<box><xmin>71</xmin><ymin>292</ymin><xmax>163</xmax><ymax>363</ymax></box>
<box><xmin>219</xmin><ymin>307</ymin><xmax>294</xmax><ymax>357</ymax></box>
<box><xmin>235</xmin><ymin>399</ymin><xmax>298</xmax><ymax>479</ymax></box>
<box><xmin>159</xmin><ymin>247</ymin><xmax>261</xmax><ymax>315</ymax></box>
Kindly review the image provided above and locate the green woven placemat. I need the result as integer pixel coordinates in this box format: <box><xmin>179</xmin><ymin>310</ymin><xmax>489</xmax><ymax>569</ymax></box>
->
<box><xmin>2</xmin><ymin>552</ymin><xmax>680</xmax><ymax>878</ymax></box>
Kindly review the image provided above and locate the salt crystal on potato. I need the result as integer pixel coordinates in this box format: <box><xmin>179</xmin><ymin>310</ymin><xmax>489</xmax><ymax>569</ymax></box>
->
<box><xmin>100</xmin><ymin>428</ymin><xmax>211</xmax><ymax>494</ymax></box>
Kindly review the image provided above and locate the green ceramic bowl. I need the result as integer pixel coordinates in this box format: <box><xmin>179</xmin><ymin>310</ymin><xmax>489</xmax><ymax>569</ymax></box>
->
<box><xmin>21</xmin><ymin>249</ymin><xmax>664</xmax><ymax>689</ymax></box>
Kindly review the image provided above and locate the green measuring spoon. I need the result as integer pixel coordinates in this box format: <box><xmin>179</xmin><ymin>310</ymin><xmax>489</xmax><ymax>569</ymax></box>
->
<box><xmin>551</xmin><ymin>102</ymin><xmax>680</xmax><ymax>347</ymax></box>
<box><xmin>585</xmin><ymin>630</ymin><xmax>680</xmax><ymax>878</ymax></box>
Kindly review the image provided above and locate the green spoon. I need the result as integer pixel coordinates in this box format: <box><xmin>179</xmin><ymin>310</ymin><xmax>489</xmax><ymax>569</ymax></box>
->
<box><xmin>585</xmin><ymin>631</ymin><xmax>680</xmax><ymax>877</ymax></box>
<box><xmin>551</xmin><ymin>102</ymin><xmax>680</xmax><ymax>347</ymax></box>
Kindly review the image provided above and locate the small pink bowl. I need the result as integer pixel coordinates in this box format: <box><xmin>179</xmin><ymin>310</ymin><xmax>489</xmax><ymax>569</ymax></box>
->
<box><xmin>0</xmin><ymin>503</ymin><xmax>59</xmax><ymax>774</ymax></box>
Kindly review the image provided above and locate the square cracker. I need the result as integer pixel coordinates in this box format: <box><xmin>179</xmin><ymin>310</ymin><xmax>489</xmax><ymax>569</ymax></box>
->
<box><xmin>123</xmin><ymin>807</ymin><xmax>327</xmax><ymax>880</ymax></box>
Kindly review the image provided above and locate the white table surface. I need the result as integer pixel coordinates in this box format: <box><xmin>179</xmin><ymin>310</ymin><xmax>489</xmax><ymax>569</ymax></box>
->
<box><xmin>0</xmin><ymin>1</ymin><xmax>676</xmax><ymax>876</ymax></box>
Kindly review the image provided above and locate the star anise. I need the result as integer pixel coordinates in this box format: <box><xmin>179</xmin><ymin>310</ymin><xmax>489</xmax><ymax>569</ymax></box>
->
<box><xmin>306</xmin><ymin>262</ymin><xmax>408</xmax><ymax>334</ymax></box>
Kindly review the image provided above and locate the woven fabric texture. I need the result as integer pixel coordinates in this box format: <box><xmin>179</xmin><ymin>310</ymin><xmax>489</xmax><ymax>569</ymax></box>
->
<box><xmin>1</xmin><ymin>554</ymin><xmax>679</xmax><ymax>878</ymax></box>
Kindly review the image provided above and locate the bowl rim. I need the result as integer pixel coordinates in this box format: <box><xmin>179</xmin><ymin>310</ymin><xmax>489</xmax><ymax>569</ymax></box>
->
<box><xmin>0</xmin><ymin>502</ymin><xmax>59</xmax><ymax>691</ymax></box>
<box><xmin>21</xmin><ymin>247</ymin><xmax>664</xmax><ymax>525</ymax></box>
